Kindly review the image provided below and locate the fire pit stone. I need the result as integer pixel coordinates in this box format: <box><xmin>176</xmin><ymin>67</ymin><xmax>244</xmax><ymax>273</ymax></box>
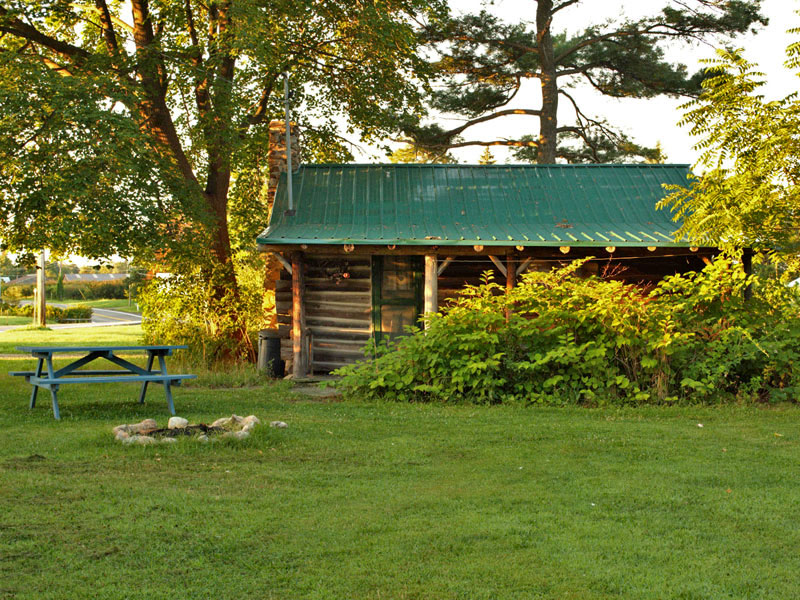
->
<box><xmin>114</xmin><ymin>414</ymin><xmax>262</xmax><ymax>444</ymax></box>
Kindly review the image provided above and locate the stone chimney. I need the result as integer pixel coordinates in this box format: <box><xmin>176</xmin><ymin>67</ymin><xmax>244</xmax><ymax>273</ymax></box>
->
<box><xmin>267</xmin><ymin>120</ymin><xmax>300</xmax><ymax>218</ymax></box>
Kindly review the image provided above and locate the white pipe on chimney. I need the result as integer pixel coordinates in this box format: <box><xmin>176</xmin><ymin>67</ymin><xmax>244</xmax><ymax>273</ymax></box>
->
<box><xmin>283</xmin><ymin>72</ymin><xmax>294</xmax><ymax>215</ymax></box>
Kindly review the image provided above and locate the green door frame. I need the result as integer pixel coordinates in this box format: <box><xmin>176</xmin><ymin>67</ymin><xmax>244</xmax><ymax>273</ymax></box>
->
<box><xmin>371</xmin><ymin>255</ymin><xmax>423</xmax><ymax>344</ymax></box>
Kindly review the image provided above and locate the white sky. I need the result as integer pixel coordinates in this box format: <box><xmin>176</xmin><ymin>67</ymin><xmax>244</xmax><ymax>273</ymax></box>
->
<box><xmin>384</xmin><ymin>0</ymin><xmax>799</xmax><ymax>165</ymax></box>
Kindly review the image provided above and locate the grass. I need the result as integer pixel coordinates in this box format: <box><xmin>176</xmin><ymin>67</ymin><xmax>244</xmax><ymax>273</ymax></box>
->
<box><xmin>0</xmin><ymin>315</ymin><xmax>31</xmax><ymax>326</ymax></box>
<box><xmin>0</xmin><ymin>324</ymin><xmax>143</xmax><ymax>354</ymax></box>
<box><xmin>1</xmin><ymin>327</ymin><xmax>799</xmax><ymax>598</ymax></box>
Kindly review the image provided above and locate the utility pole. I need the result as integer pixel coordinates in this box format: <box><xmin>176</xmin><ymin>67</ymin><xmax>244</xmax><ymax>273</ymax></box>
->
<box><xmin>34</xmin><ymin>249</ymin><xmax>46</xmax><ymax>327</ymax></box>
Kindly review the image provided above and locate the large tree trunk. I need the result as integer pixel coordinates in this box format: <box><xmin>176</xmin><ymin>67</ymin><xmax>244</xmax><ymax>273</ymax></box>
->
<box><xmin>537</xmin><ymin>0</ymin><xmax>558</xmax><ymax>164</ymax></box>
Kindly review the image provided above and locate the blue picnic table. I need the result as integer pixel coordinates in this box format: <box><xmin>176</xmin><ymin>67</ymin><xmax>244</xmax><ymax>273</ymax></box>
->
<box><xmin>10</xmin><ymin>345</ymin><xmax>195</xmax><ymax>420</ymax></box>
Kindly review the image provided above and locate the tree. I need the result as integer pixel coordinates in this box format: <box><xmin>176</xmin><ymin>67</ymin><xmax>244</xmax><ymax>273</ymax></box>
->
<box><xmin>477</xmin><ymin>147</ymin><xmax>496</xmax><ymax>165</ymax></box>
<box><xmin>388</xmin><ymin>143</ymin><xmax>457</xmax><ymax>164</ymax></box>
<box><xmin>660</xmin><ymin>40</ymin><xmax>800</xmax><ymax>257</ymax></box>
<box><xmin>405</xmin><ymin>1</ymin><xmax>766</xmax><ymax>163</ymax></box>
<box><xmin>0</xmin><ymin>0</ymin><xmax>446</xmax><ymax>356</ymax></box>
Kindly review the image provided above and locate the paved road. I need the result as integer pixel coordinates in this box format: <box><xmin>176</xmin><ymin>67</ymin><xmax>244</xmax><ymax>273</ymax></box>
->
<box><xmin>91</xmin><ymin>307</ymin><xmax>142</xmax><ymax>325</ymax></box>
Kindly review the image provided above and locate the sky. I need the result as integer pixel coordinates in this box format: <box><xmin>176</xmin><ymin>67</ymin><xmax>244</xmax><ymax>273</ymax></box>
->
<box><xmin>402</xmin><ymin>0</ymin><xmax>800</xmax><ymax>165</ymax></box>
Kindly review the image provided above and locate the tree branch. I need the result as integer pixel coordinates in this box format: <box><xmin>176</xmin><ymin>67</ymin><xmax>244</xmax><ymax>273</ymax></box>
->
<box><xmin>244</xmin><ymin>71</ymin><xmax>280</xmax><ymax>129</ymax></box>
<box><xmin>430</xmin><ymin>139</ymin><xmax>539</xmax><ymax>150</ymax></box>
<box><xmin>552</xmin><ymin>0</ymin><xmax>581</xmax><ymax>15</ymax></box>
<box><xmin>184</xmin><ymin>0</ymin><xmax>210</xmax><ymax>117</ymax></box>
<box><xmin>418</xmin><ymin>108</ymin><xmax>542</xmax><ymax>147</ymax></box>
<box><xmin>94</xmin><ymin>0</ymin><xmax>120</xmax><ymax>59</ymax></box>
<box><xmin>130</xmin><ymin>0</ymin><xmax>197</xmax><ymax>185</ymax></box>
<box><xmin>0</xmin><ymin>5</ymin><xmax>91</xmax><ymax>64</ymax></box>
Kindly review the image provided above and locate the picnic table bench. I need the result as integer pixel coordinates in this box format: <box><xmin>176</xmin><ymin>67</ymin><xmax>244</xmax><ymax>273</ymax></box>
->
<box><xmin>10</xmin><ymin>345</ymin><xmax>195</xmax><ymax>420</ymax></box>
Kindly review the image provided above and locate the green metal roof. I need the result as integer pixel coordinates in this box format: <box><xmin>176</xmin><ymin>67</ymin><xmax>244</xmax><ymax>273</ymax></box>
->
<box><xmin>257</xmin><ymin>164</ymin><xmax>691</xmax><ymax>247</ymax></box>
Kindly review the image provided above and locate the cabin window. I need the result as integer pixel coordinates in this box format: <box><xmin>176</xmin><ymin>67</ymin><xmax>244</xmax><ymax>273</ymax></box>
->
<box><xmin>372</xmin><ymin>256</ymin><xmax>423</xmax><ymax>343</ymax></box>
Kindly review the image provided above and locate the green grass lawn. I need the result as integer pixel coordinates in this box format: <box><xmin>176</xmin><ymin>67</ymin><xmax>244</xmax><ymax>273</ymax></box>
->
<box><xmin>0</xmin><ymin>315</ymin><xmax>31</xmax><ymax>326</ymax></box>
<box><xmin>1</xmin><ymin>328</ymin><xmax>799</xmax><ymax>598</ymax></box>
<box><xmin>0</xmin><ymin>324</ymin><xmax>143</xmax><ymax>354</ymax></box>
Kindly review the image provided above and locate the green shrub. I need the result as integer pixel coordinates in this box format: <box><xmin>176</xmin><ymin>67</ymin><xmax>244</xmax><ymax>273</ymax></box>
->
<box><xmin>45</xmin><ymin>281</ymin><xmax>128</xmax><ymax>300</ymax></box>
<box><xmin>0</xmin><ymin>302</ymin><xmax>92</xmax><ymax>322</ymax></box>
<box><xmin>137</xmin><ymin>256</ymin><xmax>274</xmax><ymax>365</ymax></box>
<box><xmin>334</xmin><ymin>258</ymin><xmax>800</xmax><ymax>405</ymax></box>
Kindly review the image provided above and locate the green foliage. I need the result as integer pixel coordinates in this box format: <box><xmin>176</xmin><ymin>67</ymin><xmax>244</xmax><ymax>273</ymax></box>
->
<box><xmin>335</xmin><ymin>258</ymin><xmax>800</xmax><ymax>405</ymax></box>
<box><xmin>54</xmin><ymin>272</ymin><xmax>64</xmax><ymax>301</ymax></box>
<box><xmin>137</xmin><ymin>255</ymin><xmax>273</xmax><ymax>365</ymax></box>
<box><xmin>477</xmin><ymin>147</ymin><xmax>496</xmax><ymax>165</ymax></box>
<box><xmin>5</xmin><ymin>281</ymin><xmax>128</xmax><ymax>301</ymax></box>
<box><xmin>0</xmin><ymin>302</ymin><xmax>91</xmax><ymax>322</ymax></box>
<box><xmin>410</xmin><ymin>2</ymin><xmax>766</xmax><ymax>163</ymax></box>
<box><xmin>388</xmin><ymin>142</ymin><xmax>458</xmax><ymax>164</ymax></box>
<box><xmin>661</xmin><ymin>41</ymin><xmax>800</xmax><ymax>257</ymax></box>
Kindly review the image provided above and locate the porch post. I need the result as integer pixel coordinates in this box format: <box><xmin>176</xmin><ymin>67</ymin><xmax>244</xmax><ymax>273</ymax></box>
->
<box><xmin>424</xmin><ymin>254</ymin><xmax>438</xmax><ymax>330</ymax></box>
<box><xmin>506</xmin><ymin>253</ymin><xmax>515</xmax><ymax>321</ymax></box>
<box><xmin>291</xmin><ymin>251</ymin><xmax>307</xmax><ymax>377</ymax></box>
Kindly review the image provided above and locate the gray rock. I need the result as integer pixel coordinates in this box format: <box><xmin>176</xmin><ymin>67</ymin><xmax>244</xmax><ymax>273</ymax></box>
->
<box><xmin>121</xmin><ymin>434</ymin><xmax>156</xmax><ymax>445</ymax></box>
<box><xmin>270</xmin><ymin>421</ymin><xmax>288</xmax><ymax>428</ymax></box>
<box><xmin>115</xmin><ymin>419</ymin><xmax>158</xmax><ymax>435</ymax></box>
<box><xmin>168</xmin><ymin>416</ymin><xmax>189</xmax><ymax>429</ymax></box>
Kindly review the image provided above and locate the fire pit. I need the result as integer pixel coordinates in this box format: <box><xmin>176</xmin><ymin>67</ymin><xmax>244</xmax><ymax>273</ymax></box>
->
<box><xmin>114</xmin><ymin>415</ymin><xmax>261</xmax><ymax>445</ymax></box>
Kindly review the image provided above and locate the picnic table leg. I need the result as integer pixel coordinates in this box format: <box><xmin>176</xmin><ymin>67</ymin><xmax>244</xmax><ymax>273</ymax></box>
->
<box><xmin>158</xmin><ymin>355</ymin><xmax>176</xmax><ymax>415</ymax></box>
<box><xmin>45</xmin><ymin>356</ymin><xmax>61</xmax><ymax>420</ymax></box>
<box><xmin>138</xmin><ymin>353</ymin><xmax>155</xmax><ymax>404</ymax></box>
<box><xmin>29</xmin><ymin>357</ymin><xmax>43</xmax><ymax>409</ymax></box>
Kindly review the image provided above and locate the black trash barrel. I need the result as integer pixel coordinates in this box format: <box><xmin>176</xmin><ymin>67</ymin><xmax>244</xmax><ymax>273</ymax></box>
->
<box><xmin>258</xmin><ymin>329</ymin><xmax>285</xmax><ymax>377</ymax></box>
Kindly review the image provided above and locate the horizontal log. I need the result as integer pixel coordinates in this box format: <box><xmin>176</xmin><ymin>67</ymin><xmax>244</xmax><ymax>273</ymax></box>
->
<box><xmin>304</xmin><ymin>305</ymin><xmax>371</xmax><ymax>321</ymax></box>
<box><xmin>313</xmin><ymin>337</ymin><xmax>371</xmax><ymax>352</ymax></box>
<box><xmin>312</xmin><ymin>348</ymin><xmax>368</xmax><ymax>363</ymax></box>
<box><xmin>276</xmin><ymin>290</ymin><xmax>371</xmax><ymax>303</ymax></box>
<box><xmin>304</xmin><ymin>265</ymin><xmax>371</xmax><ymax>278</ymax></box>
<box><xmin>276</xmin><ymin>279</ymin><xmax>371</xmax><ymax>293</ymax></box>
<box><xmin>308</xmin><ymin>325</ymin><xmax>372</xmax><ymax>341</ymax></box>
<box><xmin>278</xmin><ymin>314</ymin><xmax>371</xmax><ymax>330</ymax></box>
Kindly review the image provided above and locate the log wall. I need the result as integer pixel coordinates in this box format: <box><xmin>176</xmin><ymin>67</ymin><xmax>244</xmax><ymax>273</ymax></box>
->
<box><xmin>276</xmin><ymin>255</ymin><xmax>372</xmax><ymax>373</ymax></box>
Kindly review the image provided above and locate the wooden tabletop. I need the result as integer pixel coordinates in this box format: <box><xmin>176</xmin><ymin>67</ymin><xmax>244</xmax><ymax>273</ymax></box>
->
<box><xmin>16</xmin><ymin>345</ymin><xmax>188</xmax><ymax>354</ymax></box>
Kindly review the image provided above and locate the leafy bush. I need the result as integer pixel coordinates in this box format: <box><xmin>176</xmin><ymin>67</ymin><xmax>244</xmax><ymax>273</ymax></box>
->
<box><xmin>334</xmin><ymin>258</ymin><xmax>800</xmax><ymax>405</ymax></box>
<box><xmin>137</xmin><ymin>255</ymin><xmax>274</xmax><ymax>365</ymax></box>
<box><xmin>0</xmin><ymin>302</ymin><xmax>92</xmax><ymax>322</ymax></box>
<box><xmin>46</xmin><ymin>281</ymin><xmax>128</xmax><ymax>300</ymax></box>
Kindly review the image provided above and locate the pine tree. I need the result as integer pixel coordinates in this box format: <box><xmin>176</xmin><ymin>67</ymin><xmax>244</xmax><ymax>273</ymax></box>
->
<box><xmin>406</xmin><ymin>1</ymin><xmax>766</xmax><ymax>163</ymax></box>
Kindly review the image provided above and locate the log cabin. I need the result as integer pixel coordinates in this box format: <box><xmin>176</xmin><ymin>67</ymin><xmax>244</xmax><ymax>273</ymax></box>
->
<box><xmin>257</xmin><ymin>162</ymin><xmax>719</xmax><ymax>377</ymax></box>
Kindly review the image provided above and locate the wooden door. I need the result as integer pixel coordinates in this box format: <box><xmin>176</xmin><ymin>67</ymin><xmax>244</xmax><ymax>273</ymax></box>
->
<box><xmin>371</xmin><ymin>256</ymin><xmax>423</xmax><ymax>343</ymax></box>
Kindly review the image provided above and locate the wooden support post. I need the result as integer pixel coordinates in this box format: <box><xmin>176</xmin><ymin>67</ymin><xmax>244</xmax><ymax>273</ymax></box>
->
<box><xmin>291</xmin><ymin>252</ymin><xmax>307</xmax><ymax>377</ymax></box>
<box><xmin>488</xmin><ymin>255</ymin><xmax>508</xmax><ymax>277</ymax></box>
<box><xmin>424</xmin><ymin>254</ymin><xmax>438</xmax><ymax>330</ymax></box>
<box><xmin>505</xmin><ymin>254</ymin><xmax>515</xmax><ymax>321</ymax></box>
<box><xmin>35</xmin><ymin>249</ymin><xmax>46</xmax><ymax>328</ymax></box>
